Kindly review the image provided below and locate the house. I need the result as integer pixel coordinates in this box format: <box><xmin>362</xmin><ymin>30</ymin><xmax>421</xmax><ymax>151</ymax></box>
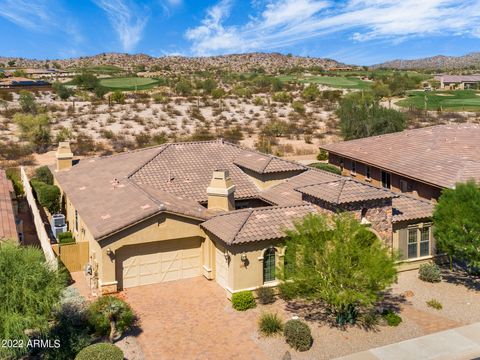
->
<box><xmin>0</xmin><ymin>77</ymin><xmax>51</xmax><ymax>92</ymax></box>
<box><xmin>51</xmin><ymin>140</ymin><xmax>435</xmax><ymax>296</ymax></box>
<box><xmin>321</xmin><ymin>124</ymin><xmax>480</xmax><ymax>201</ymax></box>
<box><xmin>0</xmin><ymin>170</ymin><xmax>21</xmax><ymax>242</ymax></box>
<box><xmin>434</xmin><ymin>74</ymin><xmax>480</xmax><ymax>90</ymax></box>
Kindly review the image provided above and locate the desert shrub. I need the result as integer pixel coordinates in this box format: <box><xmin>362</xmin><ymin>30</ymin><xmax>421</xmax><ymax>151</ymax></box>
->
<box><xmin>231</xmin><ymin>291</ymin><xmax>256</xmax><ymax>311</ymax></box>
<box><xmin>310</xmin><ymin>163</ymin><xmax>341</xmax><ymax>175</ymax></box>
<box><xmin>31</xmin><ymin>179</ymin><xmax>61</xmax><ymax>214</ymax></box>
<box><xmin>75</xmin><ymin>343</ymin><xmax>123</xmax><ymax>360</ymax></box>
<box><xmin>58</xmin><ymin>231</ymin><xmax>74</xmax><ymax>244</ymax></box>
<box><xmin>426</xmin><ymin>299</ymin><xmax>443</xmax><ymax>310</ymax></box>
<box><xmin>256</xmin><ymin>286</ymin><xmax>275</xmax><ymax>305</ymax></box>
<box><xmin>316</xmin><ymin>149</ymin><xmax>328</xmax><ymax>161</ymax></box>
<box><xmin>111</xmin><ymin>91</ymin><xmax>125</xmax><ymax>104</ymax></box>
<box><xmin>418</xmin><ymin>263</ymin><xmax>442</xmax><ymax>283</ymax></box>
<box><xmin>278</xmin><ymin>282</ymin><xmax>297</xmax><ymax>301</ymax></box>
<box><xmin>87</xmin><ymin>296</ymin><xmax>134</xmax><ymax>341</ymax></box>
<box><xmin>382</xmin><ymin>310</ymin><xmax>402</xmax><ymax>327</ymax></box>
<box><xmin>34</xmin><ymin>165</ymin><xmax>54</xmax><ymax>185</ymax></box>
<box><xmin>283</xmin><ymin>320</ymin><xmax>313</xmax><ymax>351</ymax></box>
<box><xmin>259</xmin><ymin>313</ymin><xmax>283</xmax><ymax>336</ymax></box>
<box><xmin>5</xmin><ymin>168</ymin><xmax>24</xmax><ymax>196</ymax></box>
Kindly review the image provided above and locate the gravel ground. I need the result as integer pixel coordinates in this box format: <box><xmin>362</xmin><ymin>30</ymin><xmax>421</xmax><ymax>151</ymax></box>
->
<box><xmin>255</xmin><ymin>268</ymin><xmax>480</xmax><ymax>360</ymax></box>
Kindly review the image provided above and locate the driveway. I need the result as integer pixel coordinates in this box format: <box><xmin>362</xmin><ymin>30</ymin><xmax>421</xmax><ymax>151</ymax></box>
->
<box><xmin>122</xmin><ymin>277</ymin><xmax>268</xmax><ymax>360</ymax></box>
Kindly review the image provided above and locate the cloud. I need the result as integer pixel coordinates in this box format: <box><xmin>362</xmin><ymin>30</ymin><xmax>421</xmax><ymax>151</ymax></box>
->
<box><xmin>165</xmin><ymin>0</ymin><xmax>182</xmax><ymax>5</ymax></box>
<box><xmin>185</xmin><ymin>0</ymin><xmax>480</xmax><ymax>56</ymax></box>
<box><xmin>93</xmin><ymin>0</ymin><xmax>148</xmax><ymax>52</ymax></box>
<box><xmin>0</xmin><ymin>0</ymin><xmax>53</xmax><ymax>30</ymax></box>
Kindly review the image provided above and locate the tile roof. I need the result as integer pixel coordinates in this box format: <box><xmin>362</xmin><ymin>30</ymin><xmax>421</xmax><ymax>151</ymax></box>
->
<box><xmin>296</xmin><ymin>178</ymin><xmax>394</xmax><ymax>204</ymax></box>
<box><xmin>0</xmin><ymin>170</ymin><xmax>18</xmax><ymax>241</ymax></box>
<box><xmin>53</xmin><ymin>140</ymin><xmax>307</xmax><ymax>240</ymax></box>
<box><xmin>435</xmin><ymin>75</ymin><xmax>480</xmax><ymax>83</ymax></box>
<box><xmin>234</xmin><ymin>151</ymin><xmax>304</xmax><ymax>174</ymax></box>
<box><xmin>201</xmin><ymin>204</ymin><xmax>317</xmax><ymax>245</ymax></box>
<box><xmin>392</xmin><ymin>195</ymin><xmax>434</xmax><ymax>223</ymax></box>
<box><xmin>321</xmin><ymin>124</ymin><xmax>480</xmax><ymax>189</ymax></box>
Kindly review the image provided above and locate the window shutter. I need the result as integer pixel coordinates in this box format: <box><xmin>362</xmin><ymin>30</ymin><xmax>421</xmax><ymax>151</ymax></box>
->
<box><xmin>398</xmin><ymin>228</ymin><xmax>408</xmax><ymax>260</ymax></box>
<box><xmin>430</xmin><ymin>227</ymin><xmax>436</xmax><ymax>255</ymax></box>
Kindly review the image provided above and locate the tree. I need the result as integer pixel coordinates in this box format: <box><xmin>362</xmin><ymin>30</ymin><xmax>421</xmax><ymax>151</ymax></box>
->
<box><xmin>52</xmin><ymin>82</ymin><xmax>74</xmax><ymax>100</ymax></box>
<box><xmin>282</xmin><ymin>213</ymin><xmax>397</xmax><ymax>325</ymax></box>
<box><xmin>433</xmin><ymin>181</ymin><xmax>480</xmax><ymax>270</ymax></box>
<box><xmin>175</xmin><ymin>80</ymin><xmax>193</xmax><ymax>96</ymax></box>
<box><xmin>13</xmin><ymin>113</ymin><xmax>51</xmax><ymax>152</ymax></box>
<box><xmin>0</xmin><ymin>242</ymin><xmax>66</xmax><ymax>359</ymax></box>
<box><xmin>371</xmin><ymin>81</ymin><xmax>391</xmax><ymax>99</ymax></box>
<box><xmin>19</xmin><ymin>90</ymin><xmax>37</xmax><ymax>113</ymax></box>
<box><xmin>73</xmin><ymin>73</ymin><xmax>99</xmax><ymax>90</ymax></box>
<box><xmin>202</xmin><ymin>78</ymin><xmax>217</xmax><ymax>94</ymax></box>
<box><xmin>337</xmin><ymin>91</ymin><xmax>405</xmax><ymax>140</ymax></box>
<box><xmin>34</xmin><ymin>165</ymin><xmax>54</xmax><ymax>185</ymax></box>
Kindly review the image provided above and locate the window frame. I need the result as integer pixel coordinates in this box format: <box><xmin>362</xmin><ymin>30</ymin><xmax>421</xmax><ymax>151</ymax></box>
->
<box><xmin>263</xmin><ymin>248</ymin><xmax>276</xmax><ymax>283</ymax></box>
<box><xmin>405</xmin><ymin>225</ymin><xmax>431</xmax><ymax>259</ymax></box>
<box><xmin>381</xmin><ymin>171</ymin><xmax>391</xmax><ymax>189</ymax></box>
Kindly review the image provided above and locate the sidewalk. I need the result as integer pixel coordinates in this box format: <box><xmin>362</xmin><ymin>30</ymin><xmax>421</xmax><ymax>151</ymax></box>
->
<box><xmin>337</xmin><ymin>322</ymin><xmax>480</xmax><ymax>360</ymax></box>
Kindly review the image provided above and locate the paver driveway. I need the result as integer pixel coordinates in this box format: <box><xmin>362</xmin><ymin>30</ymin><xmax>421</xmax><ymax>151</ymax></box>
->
<box><xmin>122</xmin><ymin>277</ymin><xmax>268</xmax><ymax>360</ymax></box>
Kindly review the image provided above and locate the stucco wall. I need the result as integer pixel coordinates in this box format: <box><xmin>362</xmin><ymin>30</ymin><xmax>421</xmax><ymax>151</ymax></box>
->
<box><xmin>241</xmin><ymin>168</ymin><xmax>305</xmax><ymax>190</ymax></box>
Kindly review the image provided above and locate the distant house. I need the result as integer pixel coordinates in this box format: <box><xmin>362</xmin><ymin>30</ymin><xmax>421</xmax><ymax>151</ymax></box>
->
<box><xmin>0</xmin><ymin>170</ymin><xmax>21</xmax><ymax>243</ymax></box>
<box><xmin>0</xmin><ymin>77</ymin><xmax>51</xmax><ymax>92</ymax></box>
<box><xmin>435</xmin><ymin>74</ymin><xmax>480</xmax><ymax>89</ymax></box>
<box><xmin>321</xmin><ymin>124</ymin><xmax>480</xmax><ymax>201</ymax></box>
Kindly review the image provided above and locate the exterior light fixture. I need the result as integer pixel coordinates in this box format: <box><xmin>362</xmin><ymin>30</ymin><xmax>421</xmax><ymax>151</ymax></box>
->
<box><xmin>224</xmin><ymin>250</ymin><xmax>230</xmax><ymax>261</ymax></box>
<box><xmin>241</xmin><ymin>253</ymin><xmax>247</xmax><ymax>262</ymax></box>
<box><xmin>106</xmin><ymin>248</ymin><xmax>113</xmax><ymax>256</ymax></box>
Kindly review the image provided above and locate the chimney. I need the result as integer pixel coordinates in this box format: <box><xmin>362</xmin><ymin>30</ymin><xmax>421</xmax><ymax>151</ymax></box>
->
<box><xmin>56</xmin><ymin>142</ymin><xmax>73</xmax><ymax>171</ymax></box>
<box><xmin>207</xmin><ymin>169</ymin><xmax>235</xmax><ymax>211</ymax></box>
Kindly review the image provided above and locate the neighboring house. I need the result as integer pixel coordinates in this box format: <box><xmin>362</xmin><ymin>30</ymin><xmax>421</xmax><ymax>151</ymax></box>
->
<box><xmin>0</xmin><ymin>170</ymin><xmax>21</xmax><ymax>242</ymax></box>
<box><xmin>0</xmin><ymin>77</ymin><xmax>51</xmax><ymax>92</ymax></box>
<box><xmin>434</xmin><ymin>74</ymin><xmax>480</xmax><ymax>90</ymax></box>
<box><xmin>51</xmin><ymin>140</ymin><xmax>435</xmax><ymax>296</ymax></box>
<box><xmin>321</xmin><ymin>124</ymin><xmax>480</xmax><ymax>201</ymax></box>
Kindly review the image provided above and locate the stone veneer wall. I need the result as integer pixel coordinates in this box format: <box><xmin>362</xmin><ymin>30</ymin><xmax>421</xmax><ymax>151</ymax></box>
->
<box><xmin>302</xmin><ymin>194</ymin><xmax>393</xmax><ymax>247</ymax></box>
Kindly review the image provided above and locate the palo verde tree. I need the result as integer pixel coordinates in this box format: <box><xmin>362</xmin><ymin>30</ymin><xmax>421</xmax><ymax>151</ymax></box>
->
<box><xmin>282</xmin><ymin>213</ymin><xmax>397</xmax><ymax>325</ymax></box>
<box><xmin>0</xmin><ymin>242</ymin><xmax>66</xmax><ymax>359</ymax></box>
<box><xmin>433</xmin><ymin>180</ymin><xmax>480</xmax><ymax>271</ymax></box>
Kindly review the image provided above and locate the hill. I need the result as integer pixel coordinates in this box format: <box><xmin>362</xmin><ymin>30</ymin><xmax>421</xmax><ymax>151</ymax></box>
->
<box><xmin>373</xmin><ymin>52</ymin><xmax>480</xmax><ymax>70</ymax></box>
<box><xmin>0</xmin><ymin>52</ymin><xmax>346</xmax><ymax>73</ymax></box>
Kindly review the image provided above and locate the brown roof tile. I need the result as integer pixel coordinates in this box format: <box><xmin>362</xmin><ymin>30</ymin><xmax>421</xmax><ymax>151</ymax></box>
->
<box><xmin>321</xmin><ymin>124</ymin><xmax>480</xmax><ymax>189</ymax></box>
<box><xmin>0</xmin><ymin>170</ymin><xmax>18</xmax><ymax>241</ymax></box>
<box><xmin>201</xmin><ymin>204</ymin><xmax>317</xmax><ymax>245</ymax></box>
<box><xmin>392</xmin><ymin>195</ymin><xmax>434</xmax><ymax>223</ymax></box>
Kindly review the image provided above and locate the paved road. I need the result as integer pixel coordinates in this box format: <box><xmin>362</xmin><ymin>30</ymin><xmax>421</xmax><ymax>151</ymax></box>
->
<box><xmin>337</xmin><ymin>322</ymin><xmax>480</xmax><ymax>360</ymax></box>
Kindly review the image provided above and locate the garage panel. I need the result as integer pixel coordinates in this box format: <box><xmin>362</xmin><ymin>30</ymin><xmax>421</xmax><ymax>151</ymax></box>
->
<box><xmin>119</xmin><ymin>238</ymin><xmax>202</xmax><ymax>288</ymax></box>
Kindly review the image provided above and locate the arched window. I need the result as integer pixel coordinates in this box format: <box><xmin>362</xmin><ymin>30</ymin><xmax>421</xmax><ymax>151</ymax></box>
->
<box><xmin>263</xmin><ymin>248</ymin><xmax>276</xmax><ymax>283</ymax></box>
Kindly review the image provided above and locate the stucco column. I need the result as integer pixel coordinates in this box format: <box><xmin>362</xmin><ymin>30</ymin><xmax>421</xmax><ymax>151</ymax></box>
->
<box><xmin>99</xmin><ymin>247</ymin><xmax>117</xmax><ymax>294</ymax></box>
<box><xmin>202</xmin><ymin>236</ymin><xmax>214</xmax><ymax>279</ymax></box>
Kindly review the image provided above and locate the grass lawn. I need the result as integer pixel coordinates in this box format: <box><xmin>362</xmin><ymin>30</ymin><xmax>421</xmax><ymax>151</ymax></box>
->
<box><xmin>77</xmin><ymin>65</ymin><xmax>124</xmax><ymax>75</ymax></box>
<box><xmin>99</xmin><ymin>77</ymin><xmax>160</xmax><ymax>91</ymax></box>
<box><xmin>396</xmin><ymin>90</ymin><xmax>480</xmax><ymax>111</ymax></box>
<box><xmin>277</xmin><ymin>74</ymin><xmax>371</xmax><ymax>89</ymax></box>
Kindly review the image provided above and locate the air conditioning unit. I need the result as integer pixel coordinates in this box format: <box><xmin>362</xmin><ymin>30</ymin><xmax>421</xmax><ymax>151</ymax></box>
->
<box><xmin>51</xmin><ymin>214</ymin><xmax>65</xmax><ymax>228</ymax></box>
<box><xmin>52</xmin><ymin>224</ymin><xmax>67</xmax><ymax>240</ymax></box>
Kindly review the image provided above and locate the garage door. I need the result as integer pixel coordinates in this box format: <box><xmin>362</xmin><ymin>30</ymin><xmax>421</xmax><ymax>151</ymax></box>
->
<box><xmin>119</xmin><ymin>238</ymin><xmax>201</xmax><ymax>288</ymax></box>
<box><xmin>215</xmin><ymin>245</ymin><xmax>228</xmax><ymax>289</ymax></box>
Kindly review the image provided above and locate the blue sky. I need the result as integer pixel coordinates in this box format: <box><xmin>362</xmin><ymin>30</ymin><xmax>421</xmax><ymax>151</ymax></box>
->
<box><xmin>1</xmin><ymin>0</ymin><xmax>480</xmax><ymax>65</ymax></box>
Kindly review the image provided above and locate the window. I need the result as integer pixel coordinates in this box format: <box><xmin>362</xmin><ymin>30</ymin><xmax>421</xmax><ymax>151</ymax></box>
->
<box><xmin>351</xmin><ymin>160</ymin><xmax>356</xmax><ymax>175</ymax></box>
<box><xmin>381</xmin><ymin>171</ymin><xmax>391</xmax><ymax>189</ymax></box>
<box><xmin>400</xmin><ymin>179</ymin><xmax>409</xmax><ymax>192</ymax></box>
<box><xmin>407</xmin><ymin>228</ymin><xmax>417</xmax><ymax>259</ymax></box>
<box><xmin>420</xmin><ymin>227</ymin><xmax>430</xmax><ymax>257</ymax></box>
<box><xmin>75</xmin><ymin>210</ymin><xmax>79</xmax><ymax>232</ymax></box>
<box><xmin>366</xmin><ymin>166</ymin><xmax>371</xmax><ymax>180</ymax></box>
<box><xmin>263</xmin><ymin>248</ymin><xmax>276</xmax><ymax>283</ymax></box>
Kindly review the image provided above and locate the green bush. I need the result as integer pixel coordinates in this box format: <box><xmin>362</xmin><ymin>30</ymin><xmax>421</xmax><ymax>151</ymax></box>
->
<box><xmin>418</xmin><ymin>263</ymin><xmax>442</xmax><ymax>283</ymax></box>
<box><xmin>426</xmin><ymin>299</ymin><xmax>443</xmax><ymax>310</ymax></box>
<box><xmin>259</xmin><ymin>313</ymin><xmax>283</xmax><ymax>336</ymax></box>
<box><xmin>310</xmin><ymin>163</ymin><xmax>341</xmax><ymax>175</ymax></box>
<box><xmin>75</xmin><ymin>343</ymin><xmax>123</xmax><ymax>360</ymax></box>
<box><xmin>5</xmin><ymin>168</ymin><xmax>24</xmax><ymax>196</ymax></box>
<box><xmin>31</xmin><ymin>179</ymin><xmax>61</xmax><ymax>214</ymax></box>
<box><xmin>283</xmin><ymin>320</ymin><xmax>313</xmax><ymax>352</ymax></box>
<box><xmin>316</xmin><ymin>150</ymin><xmax>328</xmax><ymax>161</ymax></box>
<box><xmin>34</xmin><ymin>165</ymin><xmax>54</xmax><ymax>185</ymax></box>
<box><xmin>382</xmin><ymin>310</ymin><xmax>402</xmax><ymax>327</ymax></box>
<box><xmin>256</xmin><ymin>286</ymin><xmax>275</xmax><ymax>305</ymax></box>
<box><xmin>87</xmin><ymin>296</ymin><xmax>134</xmax><ymax>338</ymax></box>
<box><xmin>278</xmin><ymin>282</ymin><xmax>297</xmax><ymax>301</ymax></box>
<box><xmin>231</xmin><ymin>291</ymin><xmax>256</xmax><ymax>311</ymax></box>
<box><xmin>58</xmin><ymin>231</ymin><xmax>74</xmax><ymax>244</ymax></box>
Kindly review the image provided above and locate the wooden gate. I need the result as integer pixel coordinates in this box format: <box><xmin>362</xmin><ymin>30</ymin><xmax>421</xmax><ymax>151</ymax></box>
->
<box><xmin>52</xmin><ymin>242</ymin><xmax>89</xmax><ymax>272</ymax></box>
